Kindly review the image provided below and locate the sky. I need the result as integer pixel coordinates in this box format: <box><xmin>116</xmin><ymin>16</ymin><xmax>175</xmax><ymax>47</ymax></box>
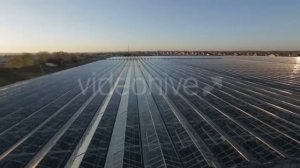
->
<box><xmin>0</xmin><ymin>0</ymin><xmax>300</xmax><ymax>52</ymax></box>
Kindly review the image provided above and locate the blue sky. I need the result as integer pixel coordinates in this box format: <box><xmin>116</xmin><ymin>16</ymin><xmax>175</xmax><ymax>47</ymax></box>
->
<box><xmin>0</xmin><ymin>0</ymin><xmax>299</xmax><ymax>52</ymax></box>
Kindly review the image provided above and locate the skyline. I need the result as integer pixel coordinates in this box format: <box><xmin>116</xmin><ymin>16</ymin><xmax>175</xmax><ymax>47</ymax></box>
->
<box><xmin>1</xmin><ymin>0</ymin><xmax>300</xmax><ymax>53</ymax></box>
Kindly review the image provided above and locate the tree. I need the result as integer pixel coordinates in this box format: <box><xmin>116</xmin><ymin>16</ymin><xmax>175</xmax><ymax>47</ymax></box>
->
<box><xmin>36</xmin><ymin>51</ymin><xmax>51</xmax><ymax>64</ymax></box>
<box><xmin>5</xmin><ymin>53</ymin><xmax>37</xmax><ymax>68</ymax></box>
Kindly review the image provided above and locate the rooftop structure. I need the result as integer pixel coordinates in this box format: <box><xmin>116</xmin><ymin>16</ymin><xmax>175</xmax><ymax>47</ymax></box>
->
<box><xmin>0</xmin><ymin>56</ymin><xmax>299</xmax><ymax>167</ymax></box>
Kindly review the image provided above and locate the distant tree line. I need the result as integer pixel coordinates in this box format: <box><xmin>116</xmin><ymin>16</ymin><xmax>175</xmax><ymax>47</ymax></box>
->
<box><xmin>4</xmin><ymin>52</ymin><xmax>100</xmax><ymax>69</ymax></box>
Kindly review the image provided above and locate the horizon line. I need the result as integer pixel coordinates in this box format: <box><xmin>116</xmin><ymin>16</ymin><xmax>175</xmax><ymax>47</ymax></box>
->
<box><xmin>1</xmin><ymin>49</ymin><xmax>300</xmax><ymax>54</ymax></box>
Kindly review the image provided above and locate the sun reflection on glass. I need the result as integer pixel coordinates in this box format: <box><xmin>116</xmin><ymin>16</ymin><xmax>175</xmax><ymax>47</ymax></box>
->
<box><xmin>290</xmin><ymin>57</ymin><xmax>300</xmax><ymax>77</ymax></box>
<box><xmin>296</xmin><ymin>57</ymin><xmax>300</xmax><ymax>64</ymax></box>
